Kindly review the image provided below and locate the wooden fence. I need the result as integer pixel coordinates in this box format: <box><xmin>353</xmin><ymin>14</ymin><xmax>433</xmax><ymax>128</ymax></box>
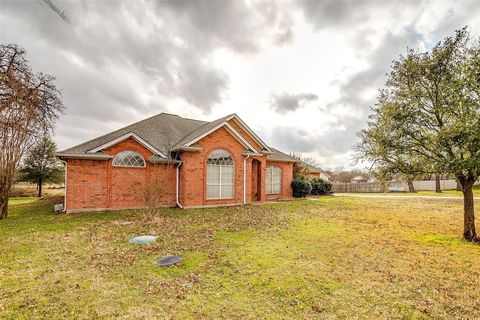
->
<box><xmin>332</xmin><ymin>182</ymin><xmax>385</xmax><ymax>193</ymax></box>
<box><xmin>333</xmin><ymin>180</ymin><xmax>480</xmax><ymax>193</ymax></box>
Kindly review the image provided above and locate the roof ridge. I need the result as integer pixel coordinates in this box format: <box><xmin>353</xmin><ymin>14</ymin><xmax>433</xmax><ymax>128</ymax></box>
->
<box><xmin>160</xmin><ymin>112</ymin><xmax>208</xmax><ymax>123</ymax></box>
<box><xmin>172</xmin><ymin>114</ymin><xmax>235</xmax><ymax>149</ymax></box>
<box><xmin>60</xmin><ymin>113</ymin><xmax>171</xmax><ymax>153</ymax></box>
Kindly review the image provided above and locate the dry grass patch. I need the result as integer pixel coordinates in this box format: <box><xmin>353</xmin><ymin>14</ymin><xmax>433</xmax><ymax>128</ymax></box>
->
<box><xmin>1</xmin><ymin>197</ymin><xmax>479</xmax><ymax>319</ymax></box>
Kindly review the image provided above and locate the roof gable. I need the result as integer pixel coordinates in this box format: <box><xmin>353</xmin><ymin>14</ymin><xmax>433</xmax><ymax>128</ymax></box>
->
<box><xmin>58</xmin><ymin>113</ymin><xmax>206</xmax><ymax>156</ymax></box>
<box><xmin>87</xmin><ymin>132</ymin><xmax>167</xmax><ymax>158</ymax></box>
<box><xmin>176</xmin><ymin>119</ymin><xmax>259</xmax><ymax>153</ymax></box>
<box><xmin>172</xmin><ymin>114</ymin><xmax>271</xmax><ymax>153</ymax></box>
<box><xmin>57</xmin><ymin>112</ymin><xmax>297</xmax><ymax>163</ymax></box>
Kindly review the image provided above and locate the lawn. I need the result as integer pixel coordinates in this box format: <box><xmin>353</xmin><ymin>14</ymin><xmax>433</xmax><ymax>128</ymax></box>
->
<box><xmin>7</xmin><ymin>197</ymin><xmax>38</xmax><ymax>206</ymax></box>
<box><xmin>338</xmin><ymin>186</ymin><xmax>480</xmax><ymax>197</ymax></box>
<box><xmin>1</xmin><ymin>197</ymin><xmax>480</xmax><ymax>319</ymax></box>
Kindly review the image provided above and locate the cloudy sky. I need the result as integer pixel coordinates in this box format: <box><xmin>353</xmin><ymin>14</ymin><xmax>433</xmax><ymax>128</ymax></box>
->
<box><xmin>1</xmin><ymin>0</ymin><xmax>479</xmax><ymax>169</ymax></box>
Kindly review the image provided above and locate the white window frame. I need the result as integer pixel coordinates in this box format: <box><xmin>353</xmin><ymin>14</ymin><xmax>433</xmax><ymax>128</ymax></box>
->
<box><xmin>206</xmin><ymin>150</ymin><xmax>234</xmax><ymax>199</ymax></box>
<box><xmin>112</xmin><ymin>150</ymin><xmax>146</xmax><ymax>168</ymax></box>
<box><xmin>266</xmin><ymin>166</ymin><xmax>282</xmax><ymax>194</ymax></box>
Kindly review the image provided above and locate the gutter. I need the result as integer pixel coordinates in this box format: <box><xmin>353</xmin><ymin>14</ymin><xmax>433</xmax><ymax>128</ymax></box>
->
<box><xmin>58</xmin><ymin>159</ymin><xmax>67</xmax><ymax>213</ymax></box>
<box><xmin>55</xmin><ymin>153</ymin><xmax>113</xmax><ymax>160</ymax></box>
<box><xmin>176</xmin><ymin>161</ymin><xmax>183</xmax><ymax>208</ymax></box>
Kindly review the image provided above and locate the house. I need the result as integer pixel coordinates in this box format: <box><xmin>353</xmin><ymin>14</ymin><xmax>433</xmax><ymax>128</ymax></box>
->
<box><xmin>303</xmin><ymin>163</ymin><xmax>331</xmax><ymax>181</ymax></box>
<box><xmin>56</xmin><ymin>113</ymin><xmax>298</xmax><ymax>213</ymax></box>
<box><xmin>351</xmin><ymin>175</ymin><xmax>368</xmax><ymax>183</ymax></box>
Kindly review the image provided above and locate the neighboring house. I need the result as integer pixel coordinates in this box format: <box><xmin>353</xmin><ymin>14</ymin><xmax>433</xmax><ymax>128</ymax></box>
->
<box><xmin>351</xmin><ymin>175</ymin><xmax>368</xmax><ymax>183</ymax></box>
<box><xmin>303</xmin><ymin>163</ymin><xmax>331</xmax><ymax>181</ymax></box>
<box><xmin>56</xmin><ymin>113</ymin><xmax>298</xmax><ymax>213</ymax></box>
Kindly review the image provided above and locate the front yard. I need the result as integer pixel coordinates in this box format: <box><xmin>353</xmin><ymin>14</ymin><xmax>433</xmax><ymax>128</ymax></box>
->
<box><xmin>1</xmin><ymin>196</ymin><xmax>479</xmax><ymax>319</ymax></box>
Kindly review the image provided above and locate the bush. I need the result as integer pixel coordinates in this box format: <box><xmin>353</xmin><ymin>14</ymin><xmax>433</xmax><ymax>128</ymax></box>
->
<box><xmin>310</xmin><ymin>178</ymin><xmax>333</xmax><ymax>195</ymax></box>
<box><xmin>292</xmin><ymin>178</ymin><xmax>312</xmax><ymax>198</ymax></box>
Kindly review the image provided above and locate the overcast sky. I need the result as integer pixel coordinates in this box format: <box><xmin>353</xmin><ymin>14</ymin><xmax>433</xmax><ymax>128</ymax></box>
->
<box><xmin>1</xmin><ymin>0</ymin><xmax>479</xmax><ymax>169</ymax></box>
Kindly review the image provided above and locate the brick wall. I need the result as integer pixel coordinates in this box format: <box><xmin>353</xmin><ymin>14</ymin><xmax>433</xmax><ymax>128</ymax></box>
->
<box><xmin>66</xmin><ymin>159</ymin><xmax>109</xmax><ymax>210</ymax></box>
<box><xmin>65</xmin><ymin>129</ymin><xmax>294</xmax><ymax>212</ymax></box>
<box><xmin>66</xmin><ymin>137</ymin><xmax>176</xmax><ymax>212</ymax></box>
<box><xmin>179</xmin><ymin>126</ymin><xmax>256</xmax><ymax>207</ymax></box>
<box><xmin>227</xmin><ymin>119</ymin><xmax>263</xmax><ymax>151</ymax></box>
<box><xmin>265</xmin><ymin>161</ymin><xmax>294</xmax><ymax>201</ymax></box>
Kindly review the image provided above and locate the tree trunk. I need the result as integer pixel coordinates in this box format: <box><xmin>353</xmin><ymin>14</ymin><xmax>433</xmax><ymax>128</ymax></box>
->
<box><xmin>407</xmin><ymin>180</ymin><xmax>416</xmax><ymax>193</ymax></box>
<box><xmin>462</xmin><ymin>184</ymin><xmax>477</xmax><ymax>242</ymax></box>
<box><xmin>456</xmin><ymin>179</ymin><xmax>462</xmax><ymax>191</ymax></box>
<box><xmin>435</xmin><ymin>174</ymin><xmax>442</xmax><ymax>193</ymax></box>
<box><xmin>0</xmin><ymin>187</ymin><xmax>9</xmax><ymax>220</ymax></box>
<box><xmin>38</xmin><ymin>176</ymin><xmax>43</xmax><ymax>197</ymax></box>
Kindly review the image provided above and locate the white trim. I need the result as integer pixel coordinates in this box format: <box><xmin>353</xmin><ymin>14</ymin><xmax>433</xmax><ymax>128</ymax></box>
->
<box><xmin>176</xmin><ymin>162</ymin><xmax>183</xmax><ymax>208</ymax></box>
<box><xmin>59</xmin><ymin>160</ymin><xmax>67</xmax><ymax>212</ymax></box>
<box><xmin>184</xmin><ymin>122</ymin><xmax>259</xmax><ymax>153</ymax></box>
<box><xmin>112</xmin><ymin>150</ymin><xmax>146</xmax><ymax>168</ymax></box>
<box><xmin>266</xmin><ymin>165</ymin><xmax>282</xmax><ymax>195</ymax></box>
<box><xmin>87</xmin><ymin>132</ymin><xmax>167</xmax><ymax>158</ymax></box>
<box><xmin>224</xmin><ymin>123</ymin><xmax>259</xmax><ymax>152</ymax></box>
<box><xmin>228</xmin><ymin>115</ymin><xmax>272</xmax><ymax>152</ymax></box>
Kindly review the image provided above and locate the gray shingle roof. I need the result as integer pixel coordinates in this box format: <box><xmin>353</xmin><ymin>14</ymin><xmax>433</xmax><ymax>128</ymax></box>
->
<box><xmin>266</xmin><ymin>148</ymin><xmax>298</xmax><ymax>162</ymax></box>
<box><xmin>172</xmin><ymin>114</ymin><xmax>234</xmax><ymax>150</ymax></box>
<box><xmin>58</xmin><ymin>113</ymin><xmax>206</xmax><ymax>156</ymax></box>
<box><xmin>58</xmin><ymin>112</ymin><xmax>298</xmax><ymax>163</ymax></box>
<box><xmin>302</xmin><ymin>162</ymin><xmax>329</xmax><ymax>176</ymax></box>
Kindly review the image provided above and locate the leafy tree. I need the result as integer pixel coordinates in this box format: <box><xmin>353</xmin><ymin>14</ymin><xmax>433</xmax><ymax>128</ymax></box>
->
<box><xmin>289</xmin><ymin>153</ymin><xmax>312</xmax><ymax>179</ymax></box>
<box><xmin>0</xmin><ymin>44</ymin><xmax>64</xmax><ymax>219</ymax></box>
<box><xmin>18</xmin><ymin>136</ymin><xmax>63</xmax><ymax>197</ymax></box>
<box><xmin>356</xmin><ymin>27</ymin><xmax>480</xmax><ymax>241</ymax></box>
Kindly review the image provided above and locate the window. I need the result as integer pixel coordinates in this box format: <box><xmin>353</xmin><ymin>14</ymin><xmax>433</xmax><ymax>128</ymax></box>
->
<box><xmin>112</xmin><ymin>151</ymin><xmax>145</xmax><ymax>167</ymax></box>
<box><xmin>206</xmin><ymin>149</ymin><xmax>234</xmax><ymax>199</ymax></box>
<box><xmin>266</xmin><ymin>166</ymin><xmax>281</xmax><ymax>194</ymax></box>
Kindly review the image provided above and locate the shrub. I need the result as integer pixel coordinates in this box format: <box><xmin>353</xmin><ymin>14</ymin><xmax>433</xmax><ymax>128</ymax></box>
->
<box><xmin>292</xmin><ymin>178</ymin><xmax>312</xmax><ymax>198</ymax></box>
<box><xmin>310</xmin><ymin>178</ymin><xmax>333</xmax><ymax>195</ymax></box>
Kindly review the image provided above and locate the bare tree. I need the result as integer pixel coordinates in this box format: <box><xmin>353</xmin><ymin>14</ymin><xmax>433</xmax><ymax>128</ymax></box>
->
<box><xmin>40</xmin><ymin>0</ymin><xmax>70</xmax><ymax>23</ymax></box>
<box><xmin>0</xmin><ymin>44</ymin><xmax>64</xmax><ymax>219</ymax></box>
<box><xmin>142</xmin><ymin>126</ymin><xmax>180</xmax><ymax>215</ymax></box>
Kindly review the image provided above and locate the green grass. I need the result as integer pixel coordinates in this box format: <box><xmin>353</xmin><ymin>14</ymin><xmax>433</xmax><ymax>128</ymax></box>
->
<box><xmin>7</xmin><ymin>196</ymin><xmax>38</xmax><ymax>206</ymax></box>
<box><xmin>1</xmin><ymin>196</ymin><xmax>480</xmax><ymax>319</ymax></box>
<box><xmin>339</xmin><ymin>186</ymin><xmax>480</xmax><ymax>197</ymax></box>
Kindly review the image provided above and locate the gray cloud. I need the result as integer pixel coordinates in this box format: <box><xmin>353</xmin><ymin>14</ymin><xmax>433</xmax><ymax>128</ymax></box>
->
<box><xmin>0</xmin><ymin>0</ymin><xmax>294</xmax><ymax>148</ymax></box>
<box><xmin>2</xmin><ymin>0</ymin><xmax>479</xmax><ymax>168</ymax></box>
<box><xmin>266</xmin><ymin>112</ymin><xmax>366</xmax><ymax>158</ymax></box>
<box><xmin>270</xmin><ymin>92</ymin><xmax>318</xmax><ymax>114</ymax></box>
<box><xmin>289</xmin><ymin>0</ymin><xmax>479</xmax><ymax>166</ymax></box>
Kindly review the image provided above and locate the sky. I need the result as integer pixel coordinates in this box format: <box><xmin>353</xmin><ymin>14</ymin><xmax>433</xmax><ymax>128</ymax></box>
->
<box><xmin>1</xmin><ymin>0</ymin><xmax>479</xmax><ymax>170</ymax></box>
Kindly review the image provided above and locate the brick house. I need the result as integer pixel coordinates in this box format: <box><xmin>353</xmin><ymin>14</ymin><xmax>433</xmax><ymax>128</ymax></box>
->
<box><xmin>303</xmin><ymin>163</ymin><xmax>331</xmax><ymax>181</ymax></box>
<box><xmin>56</xmin><ymin>113</ymin><xmax>298</xmax><ymax>213</ymax></box>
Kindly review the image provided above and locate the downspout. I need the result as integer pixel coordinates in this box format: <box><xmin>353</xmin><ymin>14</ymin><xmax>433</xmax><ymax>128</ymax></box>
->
<box><xmin>176</xmin><ymin>161</ymin><xmax>183</xmax><ymax>208</ymax></box>
<box><xmin>59</xmin><ymin>159</ymin><xmax>67</xmax><ymax>213</ymax></box>
<box><xmin>243</xmin><ymin>155</ymin><xmax>250</xmax><ymax>204</ymax></box>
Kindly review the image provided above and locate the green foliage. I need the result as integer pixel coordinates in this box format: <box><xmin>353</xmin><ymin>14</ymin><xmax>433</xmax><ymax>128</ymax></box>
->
<box><xmin>356</xmin><ymin>27</ymin><xmax>480</xmax><ymax>240</ymax></box>
<box><xmin>357</xmin><ymin>27</ymin><xmax>480</xmax><ymax>181</ymax></box>
<box><xmin>310</xmin><ymin>178</ymin><xmax>333</xmax><ymax>195</ymax></box>
<box><xmin>18</xmin><ymin>136</ymin><xmax>63</xmax><ymax>196</ymax></box>
<box><xmin>291</xmin><ymin>178</ymin><xmax>312</xmax><ymax>198</ymax></box>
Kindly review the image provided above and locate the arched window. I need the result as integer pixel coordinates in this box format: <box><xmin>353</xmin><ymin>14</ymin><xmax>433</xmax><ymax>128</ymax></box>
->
<box><xmin>266</xmin><ymin>166</ymin><xmax>281</xmax><ymax>194</ymax></box>
<box><xmin>206</xmin><ymin>149</ymin><xmax>234</xmax><ymax>199</ymax></box>
<box><xmin>112</xmin><ymin>151</ymin><xmax>145</xmax><ymax>167</ymax></box>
